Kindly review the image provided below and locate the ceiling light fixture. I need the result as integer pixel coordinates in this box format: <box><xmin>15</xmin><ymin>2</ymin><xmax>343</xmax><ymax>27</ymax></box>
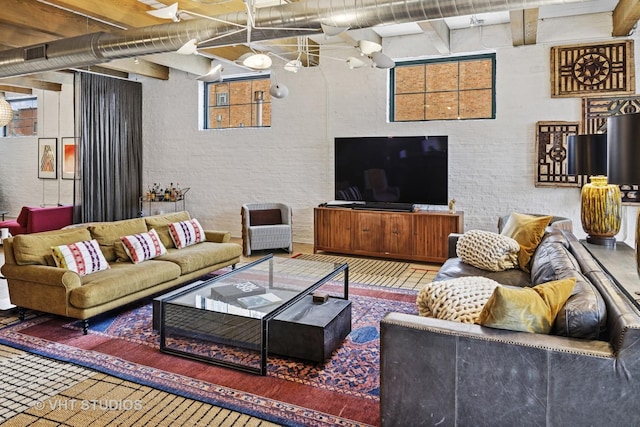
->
<box><xmin>371</xmin><ymin>51</ymin><xmax>395</xmax><ymax>69</ymax></box>
<box><xmin>346</xmin><ymin>56</ymin><xmax>367</xmax><ymax>69</ymax></box>
<box><xmin>358</xmin><ymin>40</ymin><xmax>382</xmax><ymax>55</ymax></box>
<box><xmin>269</xmin><ymin>83</ymin><xmax>289</xmax><ymax>99</ymax></box>
<box><xmin>196</xmin><ymin>62</ymin><xmax>223</xmax><ymax>82</ymax></box>
<box><xmin>242</xmin><ymin>53</ymin><xmax>272</xmax><ymax>70</ymax></box>
<box><xmin>321</xmin><ymin>23</ymin><xmax>350</xmax><ymax>38</ymax></box>
<box><xmin>0</xmin><ymin>94</ymin><xmax>13</xmax><ymax>127</ymax></box>
<box><xmin>284</xmin><ymin>59</ymin><xmax>302</xmax><ymax>73</ymax></box>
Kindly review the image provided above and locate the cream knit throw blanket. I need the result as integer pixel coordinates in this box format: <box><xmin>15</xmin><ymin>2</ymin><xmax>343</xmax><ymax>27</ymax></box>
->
<box><xmin>417</xmin><ymin>277</ymin><xmax>500</xmax><ymax>323</ymax></box>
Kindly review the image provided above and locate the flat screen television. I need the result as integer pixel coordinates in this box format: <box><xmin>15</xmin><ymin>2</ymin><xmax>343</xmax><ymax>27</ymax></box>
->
<box><xmin>334</xmin><ymin>136</ymin><xmax>448</xmax><ymax>207</ymax></box>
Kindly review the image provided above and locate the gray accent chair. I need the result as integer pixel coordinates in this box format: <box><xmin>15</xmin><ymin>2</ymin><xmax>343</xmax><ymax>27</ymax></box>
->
<box><xmin>241</xmin><ymin>203</ymin><xmax>293</xmax><ymax>257</ymax></box>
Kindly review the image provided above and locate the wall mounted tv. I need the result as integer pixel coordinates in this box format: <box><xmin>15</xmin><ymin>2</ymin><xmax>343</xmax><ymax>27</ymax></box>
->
<box><xmin>334</xmin><ymin>136</ymin><xmax>448</xmax><ymax>207</ymax></box>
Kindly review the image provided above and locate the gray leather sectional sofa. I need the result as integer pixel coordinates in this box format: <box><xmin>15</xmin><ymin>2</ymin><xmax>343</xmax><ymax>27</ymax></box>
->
<box><xmin>380</xmin><ymin>225</ymin><xmax>640</xmax><ymax>426</ymax></box>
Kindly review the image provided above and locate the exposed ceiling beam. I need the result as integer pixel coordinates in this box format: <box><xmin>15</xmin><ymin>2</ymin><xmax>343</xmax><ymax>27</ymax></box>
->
<box><xmin>0</xmin><ymin>76</ymin><xmax>62</xmax><ymax>91</ymax></box>
<box><xmin>510</xmin><ymin>9</ymin><xmax>539</xmax><ymax>46</ymax></box>
<box><xmin>103</xmin><ymin>58</ymin><xmax>170</xmax><ymax>80</ymax></box>
<box><xmin>612</xmin><ymin>0</ymin><xmax>640</xmax><ymax>36</ymax></box>
<box><xmin>418</xmin><ymin>20</ymin><xmax>451</xmax><ymax>55</ymax></box>
<box><xmin>0</xmin><ymin>85</ymin><xmax>32</xmax><ymax>95</ymax></box>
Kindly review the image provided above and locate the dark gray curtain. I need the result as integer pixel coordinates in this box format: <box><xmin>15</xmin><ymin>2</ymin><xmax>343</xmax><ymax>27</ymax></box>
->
<box><xmin>75</xmin><ymin>73</ymin><xmax>143</xmax><ymax>222</ymax></box>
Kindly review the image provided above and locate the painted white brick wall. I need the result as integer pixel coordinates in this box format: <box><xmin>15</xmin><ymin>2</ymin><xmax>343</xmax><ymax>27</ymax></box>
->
<box><xmin>2</xmin><ymin>12</ymin><xmax>638</xmax><ymax>247</ymax></box>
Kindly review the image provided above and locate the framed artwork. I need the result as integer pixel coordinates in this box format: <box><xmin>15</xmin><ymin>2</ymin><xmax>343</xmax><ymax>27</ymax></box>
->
<box><xmin>38</xmin><ymin>138</ymin><xmax>57</xmax><ymax>179</ymax></box>
<box><xmin>62</xmin><ymin>137</ymin><xmax>79</xmax><ymax>180</ymax></box>
<box><xmin>535</xmin><ymin>121</ymin><xmax>581</xmax><ymax>188</ymax></box>
<box><xmin>551</xmin><ymin>40</ymin><xmax>635</xmax><ymax>98</ymax></box>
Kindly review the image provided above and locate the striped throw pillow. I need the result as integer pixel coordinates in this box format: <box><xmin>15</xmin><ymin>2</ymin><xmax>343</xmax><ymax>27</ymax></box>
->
<box><xmin>51</xmin><ymin>239</ymin><xmax>110</xmax><ymax>276</ymax></box>
<box><xmin>168</xmin><ymin>219</ymin><xmax>206</xmax><ymax>249</ymax></box>
<box><xmin>121</xmin><ymin>229</ymin><xmax>167</xmax><ymax>264</ymax></box>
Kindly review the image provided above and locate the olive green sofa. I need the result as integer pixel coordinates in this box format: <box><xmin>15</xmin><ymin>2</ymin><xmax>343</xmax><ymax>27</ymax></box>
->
<box><xmin>0</xmin><ymin>211</ymin><xmax>242</xmax><ymax>333</ymax></box>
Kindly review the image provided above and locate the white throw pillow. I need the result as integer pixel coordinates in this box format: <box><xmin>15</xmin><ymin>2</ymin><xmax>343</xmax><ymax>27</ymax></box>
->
<box><xmin>168</xmin><ymin>219</ymin><xmax>206</xmax><ymax>249</ymax></box>
<box><xmin>51</xmin><ymin>239</ymin><xmax>110</xmax><ymax>276</ymax></box>
<box><xmin>121</xmin><ymin>229</ymin><xmax>167</xmax><ymax>264</ymax></box>
<box><xmin>456</xmin><ymin>229</ymin><xmax>520</xmax><ymax>272</ymax></box>
<box><xmin>416</xmin><ymin>277</ymin><xmax>500</xmax><ymax>323</ymax></box>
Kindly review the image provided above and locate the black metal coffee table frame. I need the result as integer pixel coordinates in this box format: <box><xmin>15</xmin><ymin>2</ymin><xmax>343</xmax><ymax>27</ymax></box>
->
<box><xmin>157</xmin><ymin>254</ymin><xmax>349</xmax><ymax>375</ymax></box>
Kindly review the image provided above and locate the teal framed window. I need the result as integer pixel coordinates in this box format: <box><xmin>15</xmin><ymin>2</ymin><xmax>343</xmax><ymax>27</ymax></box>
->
<box><xmin>390</xmin><ymin>54</ymin><xmax>496</xmax><ymax>122</ymax></box>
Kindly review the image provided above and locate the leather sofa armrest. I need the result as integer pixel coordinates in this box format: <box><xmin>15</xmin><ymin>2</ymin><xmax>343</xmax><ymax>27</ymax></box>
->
<box><xmin>380</xmin><ymin>312</ymin><xmax>617</xmax><ymax>426</ymax></box>
<box><xmin>1</xmin><ymin>264</ymin><xmax>81</xmax><ymax>290</ymax></box>
<box><xmin>447</xmin><ymin>233</ymin><xmax>463</xmax><ymax>259</ymax></box>
<box><xmin>205</xmin><ymin>230</ymin><xmax>231</xmax><ymax>243</ymax></box>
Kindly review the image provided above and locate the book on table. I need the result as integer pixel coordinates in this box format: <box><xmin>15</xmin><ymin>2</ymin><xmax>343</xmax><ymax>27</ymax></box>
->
<box><xmin>210</xmin><ymin>281</ymin><xmax>265</xmax><ymax>302</ymax></box>
<box><xmin>237</xmin><ymin>293</ymin><xmax>282</xmax><ymax>309</ymax></box>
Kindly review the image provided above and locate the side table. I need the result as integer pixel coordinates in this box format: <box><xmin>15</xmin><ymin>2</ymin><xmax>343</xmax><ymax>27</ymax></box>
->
<box><xmin>0</xmin><ymin>211</ymin><xmax>7</xmax><ymax>221</ymax></box>
<box><xmin>580</xmin><ymin>240</ymin><xmax>640</xmax><ymax>310</ymax></box>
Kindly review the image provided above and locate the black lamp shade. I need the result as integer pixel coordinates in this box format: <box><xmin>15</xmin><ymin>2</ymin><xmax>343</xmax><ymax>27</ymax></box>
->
<box><xmin>567</xmin><ymin>134</ymin><xmax>607</xmax><ymax>176</ymax></box>
<box><xmin>607</xmin><ymin>112</ymin><xmax>640</xmax><ymax>185</ymax></box>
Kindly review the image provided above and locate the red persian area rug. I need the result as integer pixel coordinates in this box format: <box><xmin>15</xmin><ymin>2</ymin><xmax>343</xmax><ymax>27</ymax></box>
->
<box><xmin>0</xmin><ymin>282</ymin><xmax>419</xmax><ymax>427</ymax></box>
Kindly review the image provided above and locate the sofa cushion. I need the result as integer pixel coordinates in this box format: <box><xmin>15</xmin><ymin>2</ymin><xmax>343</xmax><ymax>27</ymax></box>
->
<box><xmin>157</xmin><ymin>242</ymin><xmax>241</xmax><ymax>275</ymax></box>
<box><xmin>12</xmin><ymin>228</ymin><xmax>93</xmax><ymax>266</ymax></box>
<box><xmin>70</xmin><ymin>260</ymin><xmax>182</xmax><ymax>309</ymax></box>
<box><xmin>531</xmin><ymin>238</ymin><xmax>607</xmax><ymax>339</ymax></box>
<box><xmin>500</xmin><ymin>212</ymin><xmax>552</xmax><ymax>272</ymax></box>
<box><xmin>169</xmin><ymin>219</ymin><xmax>206</xmax><ymax>249</ymax></box>
<box><xmin>88</xmin><ymin>218</ymin><xmax>148</xmax><ymax>262</ymax></box>
<box><xmin>434</xmin><ymin>258</ymin><xmax>532</xmax><ymax>288</ymax></box>
<box><xmin>249</xmin><ymin>209</ymin><xmax>282</xmax><ymax>226</ymax></box>
<box><xmin>478</xmin><ymin>278</ymin><xmax>576</xmax><ymax>334</ymax></box>
<box><xmin>417</xmin><ymin>276</ymin><xmax>500</xmax><ymax>323</ymax></box>
<box><xmin>51</xmin><ymin>239</ymin><xmax>110</xmax><ymax>276</ymax></box>
<box><xmin>121</xmin><ymin>229</ymin><xmax>167</xmax><ymax>264</ymax></box>
<box><xmin>456</xmin><ymin>230</ymin><xmax>519</xmax><ymax>272</ymax></box>
<box><xmin>144</xmin><ymin>211</ymin><xmax>191</xmax><ymax>249</ymax></box>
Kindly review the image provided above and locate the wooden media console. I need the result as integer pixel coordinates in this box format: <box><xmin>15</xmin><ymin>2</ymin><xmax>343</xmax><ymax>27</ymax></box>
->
<box><xmin>313</xmin><ymin>207</ymin><xmax>464</xmax><ymax>263</ymax></box>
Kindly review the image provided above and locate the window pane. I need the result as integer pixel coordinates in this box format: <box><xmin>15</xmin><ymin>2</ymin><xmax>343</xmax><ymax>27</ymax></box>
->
<box><xmin>395</xmin><ymin>65</ymin><xmax>424</xmax><ymax>93</ymax></box>
<box><xmin>460</xmin><ymin>89</ymin><xmax>493</xmax><ymax>118</ymax></box>
<box><xmin>426</xmin><ymin>63</ymin><xmax>458</xmax><ymax>91</ymax></box>
<box><xmin>204</xmin><ymin>77</ymin><xmax>271</xmax><ymax>129</ymax></box>
<box><xmin>459</xmin><ymin>59</ymin><xmax>493</xmax><ymax>90</ymax></box>
<box><xmin>395</xmin><ymin>93</ymin><xmax>425</xmax><ymax>121</ymax></box>
<box><xmin>3</xmin><ymin>97</ymin><xmax>37</xmax><ymax>137</ymax></box>
<box><xmin>426</xmin><ymin>92</ymin><xmax>459</xmax><ymax>120</ymax></box>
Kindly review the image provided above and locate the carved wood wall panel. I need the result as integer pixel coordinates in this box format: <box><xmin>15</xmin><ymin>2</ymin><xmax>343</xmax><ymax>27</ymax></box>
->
<box><xmin>551</xmin><ymin>40</ymin><xmax>635</xmax><ymax>98</ymax></box>
<box><xmin>535</xmin><ymin>121</ymin><xmax>580</xmax><ymax>188</ymax></box>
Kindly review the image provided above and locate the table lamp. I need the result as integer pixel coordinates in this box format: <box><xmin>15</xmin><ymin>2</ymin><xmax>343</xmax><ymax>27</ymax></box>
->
<box><xmin>607</xmin><ymin>112</ymin><xmax>640</xmax><ymax>272</ymax></box>
<box><xmin>567</xmin><ymin>133</ymin><xmax>620</xmax><ymax>246</ymax></box>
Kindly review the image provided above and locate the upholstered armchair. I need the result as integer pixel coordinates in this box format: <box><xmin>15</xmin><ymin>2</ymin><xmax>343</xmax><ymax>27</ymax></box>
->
<box><xmin>241</xmin><ymin>203</ymin><xmax>293</xmax><ymax>257</ymax></box>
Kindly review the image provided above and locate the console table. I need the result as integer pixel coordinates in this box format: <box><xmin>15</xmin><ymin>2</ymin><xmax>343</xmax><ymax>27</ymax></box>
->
<box><xmin>581</xmin><ymin>240</ymin><xmax>640</xmax><ymax>310</ymax></box>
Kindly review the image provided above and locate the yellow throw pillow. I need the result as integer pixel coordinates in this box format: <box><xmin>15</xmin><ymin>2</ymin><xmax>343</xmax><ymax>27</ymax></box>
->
<box><xmin>477</xmin><ymin>278</ymin><xmax>576</xmax><ymax>334</ymax></box>
<box><xmin>500</xmin><ymin>213</ymin><xmax>552</xmax><ymax>272</ymax></box>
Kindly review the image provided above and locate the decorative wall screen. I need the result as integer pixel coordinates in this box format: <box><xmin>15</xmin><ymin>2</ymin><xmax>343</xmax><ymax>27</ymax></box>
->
<box><xmin>535</xmin><ymin>121</ymin><xmax>580</xmax><ymax>188</ymax></box>
<box><xmin>551</xmin><ymin>40</ymin><xmax>635</xmax><ymax>98</ymax></box>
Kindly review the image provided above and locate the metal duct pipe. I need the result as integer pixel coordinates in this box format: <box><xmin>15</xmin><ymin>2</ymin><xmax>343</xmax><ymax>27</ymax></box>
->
<box><xmin>0</xmin><ymin>0</ymin><xmax>590</xmax><ymax>78</ymax></box>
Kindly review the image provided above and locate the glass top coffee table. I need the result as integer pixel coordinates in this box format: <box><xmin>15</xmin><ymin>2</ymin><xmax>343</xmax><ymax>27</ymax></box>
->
<box><xmin>158</xmin><ymin>254</ymin><xmax>349</xmax><ymax>375</ymax></box>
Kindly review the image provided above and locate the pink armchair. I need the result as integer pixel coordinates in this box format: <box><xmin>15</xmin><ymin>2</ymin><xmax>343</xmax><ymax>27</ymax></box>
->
<box><xmin>0</xmin><ymin>205</ymin><xmax>74</xmax><ymax>236</ymax></box>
